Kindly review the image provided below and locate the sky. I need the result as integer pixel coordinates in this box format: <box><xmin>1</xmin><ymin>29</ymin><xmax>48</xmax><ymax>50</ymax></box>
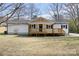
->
<box><xmin>0</xmin><ymin>3</ymin><xmax>51</xmax><ymax>19</ymax></box>
<box><xmin>35</xmin><ymin>3</ymin><xmax>68</xmax><ymax>19</ymax></box>
<box><xmin>36</xmin><ymin>3</ymin><xmax>49</xmax><ymax>14</ymax></box>
<box><xmin>35</xmin><ymin>3</ymin><xmax>52</xmax><ymax>19</ymax></box>
<box><xmin>0</xmin><ymin>3</ymin><xmax>65</xmax><ymax>20</ymax></box>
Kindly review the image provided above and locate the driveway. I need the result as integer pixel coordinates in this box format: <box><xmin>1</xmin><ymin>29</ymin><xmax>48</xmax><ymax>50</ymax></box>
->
<box><xmin>69</xmin><ymin>33</ymin><xmax>79</xmax><ymax>37</ymax></box>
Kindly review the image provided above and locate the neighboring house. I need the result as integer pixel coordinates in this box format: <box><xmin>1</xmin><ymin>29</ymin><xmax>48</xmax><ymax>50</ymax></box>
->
<box><xmin>7</xmin><ymin>18</ymin><xmax>29</xmax><ymax>35</ymax></box>
<box><xmin>7</xmin><ymin>17</ymin><xmax>69</xmax><ymax>36</ymax></box>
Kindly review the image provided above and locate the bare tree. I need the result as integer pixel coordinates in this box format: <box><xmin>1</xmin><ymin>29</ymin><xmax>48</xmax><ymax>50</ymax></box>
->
<box><xmin>0</xmin><ymin>3</ymin><xmax>23</xmax><ymax>24</ymax></box>
<box><xmin>11</xmin><ymin>3</ymin><xmax>26</xmax><ymax>20</ymax></box>
<box><xmin>0</xmin><ymin>3</ymin><xmax>40</xmax><ymax>25</ymax></box>
<box><xmin>64</xmin><ymin>3</ymin><xmax>79</xmax><ymax>33</ymax></box>
<box><xmin>11</xmin><ymin>3</ymin><xmax>40</xmax><ymax>20</ymax></box>
<box><xmin>26</xmin><ymin>3</ymin><xmax>40</xmax><ymax>20</ymax></box>
<box><xmin>48</xmin><ymin>3</ymin><xmax>63</xmax><ymax>21</ymax></box>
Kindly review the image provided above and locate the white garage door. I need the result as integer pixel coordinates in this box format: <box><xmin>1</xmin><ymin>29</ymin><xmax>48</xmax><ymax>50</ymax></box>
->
<box><xmin>18</xmin><ymin>25</ymin><xmax>28</xmax><ymax>34</ymax></box>
<box><xmin>8</xmin><ymin>24</ymin><xmax>28</xmax><ymax>34</ymax></box>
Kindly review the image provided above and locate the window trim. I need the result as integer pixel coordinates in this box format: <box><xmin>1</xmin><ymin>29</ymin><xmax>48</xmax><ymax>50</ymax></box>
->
<box><xmin>31</xmin><ymin>24</ymin><xmax>36</xmax><ymax>29</ymax></box>
<box><xmin>46</xmin><ymin>25</ymin><xmax>53</xmax><ymax>29</ymax></box>
<box><xmin>61</xmin><ymin>24</ymin><xmax>67</xmax><ymax>29</ymax></box>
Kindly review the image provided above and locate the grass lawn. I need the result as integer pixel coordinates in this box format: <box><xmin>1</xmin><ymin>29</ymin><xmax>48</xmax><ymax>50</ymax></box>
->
<box><xmin>0</xmin><ymin>34</ymin><xmax>79</xmax><ymax>56</ymax></box>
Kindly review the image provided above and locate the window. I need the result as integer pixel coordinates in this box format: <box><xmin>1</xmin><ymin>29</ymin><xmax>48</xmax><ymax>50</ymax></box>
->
<box><xmin>51</xmin><ymin>24</ymin><xmax>53</xmax><ymax>29</ymax></box>
<box><xmin>49</xmin><ymin>25</ymin><xmax>51</xmax><ymax>29</ymax></box>
<box><xmin>46</xmin><ymin>25</ymin><xmax>49</xmax><ymax>29</ymax></box>
<box><xmin>34</xmin><ymin>24</ymin><xmax>35</xmax><ymax>29</ymax></box>
<box><xmin>61</xmin><ymin>25</ymin><xmax>67</xmax><ymax>29</ymax></box>
<box><xmin>31</xmin><ymin>24</ymin><xmax>36</xmax><ymax>29</ymax></box>
<box><xmin>46</xmin><ymin>25</ymin><xmax>53</xmax><ymax>29</ymax></box>
<box><xmin>66</xmin><ymin>25</ymin><xmax>67</xmax><ymax>29</ymax></box>
<box><xmin>39</xmin><ymin>24</ymin><xmax>43</xmax><ymax>32</ymax></box>
<box><xmin>32</xmin><ymin>25</ymin><xmax>34</xmax><ymax>28</ymax></box>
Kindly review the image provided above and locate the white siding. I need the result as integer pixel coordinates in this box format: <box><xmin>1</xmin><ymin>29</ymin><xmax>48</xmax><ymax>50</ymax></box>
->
<box><xmin>53</xmin><ymin>24</ymin><xmax>61</xmax><ymax>28</ymax></box>
<box><xmin>7</xmin><ymin>24</ymin><xmax>28</xmax><ymax>34</ymax></box>
<box><xmin>62</xmin><ymin>24</ymin><xmax>69</xmax><ymax>35</ymax></box>
<box><xmin>53</xmin><ymin>24</ymin><xmax>69</xmax><ymax>35</ymax></box>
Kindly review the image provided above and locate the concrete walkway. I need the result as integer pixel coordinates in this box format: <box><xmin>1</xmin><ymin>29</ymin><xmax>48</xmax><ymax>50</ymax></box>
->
<box><xmin>69</xmin><ymin>33</ymin><xmax>79</xmax><ymax>37</ymax></box>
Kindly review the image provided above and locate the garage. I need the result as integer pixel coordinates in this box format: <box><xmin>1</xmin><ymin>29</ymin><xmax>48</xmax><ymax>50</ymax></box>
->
<box><xmin>7</xmin><ymin>19</ymin><xmax>29</xmax><ymax>35</ymax></box>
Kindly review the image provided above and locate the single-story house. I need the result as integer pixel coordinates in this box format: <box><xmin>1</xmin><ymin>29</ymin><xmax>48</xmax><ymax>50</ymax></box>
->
<box><xmin>6</xmin><ymin>17</ymin><xmax>69</xmax><ymax>36</ymax></box>
<box><xmin>28</xmin><ymin>17</ymin><xmax>69</xmax><ymax>36</ymax></box>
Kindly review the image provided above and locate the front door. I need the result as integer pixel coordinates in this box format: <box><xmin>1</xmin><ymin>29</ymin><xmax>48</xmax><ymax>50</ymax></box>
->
<box><xmin>39</xmin><ymin>24</ymin><xmax>43</xmax><ymax>32</ymax></box>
